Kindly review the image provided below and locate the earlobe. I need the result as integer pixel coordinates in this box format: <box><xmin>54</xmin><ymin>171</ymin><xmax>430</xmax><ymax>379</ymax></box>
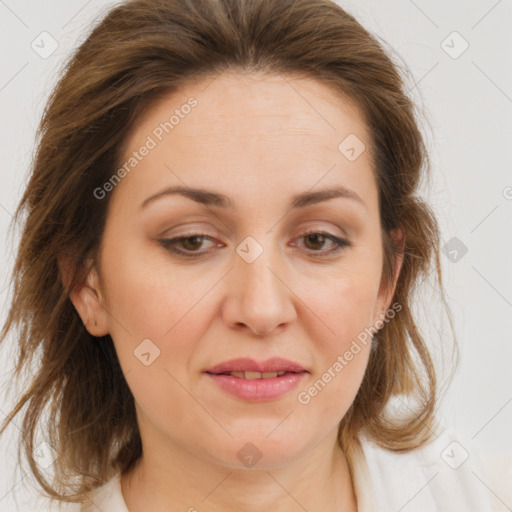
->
<box><xmin>58</xmin><ymin>256</ymin><xmax>109</xmax><ymax>336</ymax></box>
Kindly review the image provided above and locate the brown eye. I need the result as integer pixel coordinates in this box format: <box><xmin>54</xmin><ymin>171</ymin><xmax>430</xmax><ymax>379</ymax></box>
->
<box><xmin>296</xmin><ymin>231</ymin><xmax>352</xmax><ymax>256</ymax></box>
<box><xmin>303</xmin><ymin>233</ymin><xmax>329</xmax><ymax>251</ymax></box>
<box><xmin>158</xmin><ymin>233</ymin><xmax>216</xmax><ymax>257</ymax></box>
<box><xmin>180</xmin><ymin>235</ymin><xmax>205</xmax><ymax>251</ymax></box>
<box><xmin>158</xmin><ymin>231</ymin><xmax>351</xmax><ymax>259</ymax></box>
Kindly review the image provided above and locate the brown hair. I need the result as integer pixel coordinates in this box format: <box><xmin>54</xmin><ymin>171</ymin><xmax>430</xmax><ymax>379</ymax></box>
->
<box><xmin>0</xmin><ymin>0</ymin><xmax>457</xmax><ymax>504</ymax></box>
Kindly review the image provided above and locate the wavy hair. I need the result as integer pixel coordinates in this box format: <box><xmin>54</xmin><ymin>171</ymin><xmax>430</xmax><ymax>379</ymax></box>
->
<box><xmin>0</xmin><ymin>0</ymin><xmax>457</xmax><ymax>503</ymax></box>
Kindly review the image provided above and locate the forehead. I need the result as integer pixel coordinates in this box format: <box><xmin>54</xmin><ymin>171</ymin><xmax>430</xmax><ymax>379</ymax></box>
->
<box><xmin>110</xmin><ymin>72</ymin><xmax>377</xmax><ymax>214</ymax></box>
<box><xmin>138</xmin><ymin>71</ymin><xmax>370</xmax><ymax>142</ymax></box>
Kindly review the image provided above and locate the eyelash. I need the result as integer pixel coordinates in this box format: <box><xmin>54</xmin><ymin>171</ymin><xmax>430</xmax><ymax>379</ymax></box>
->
<box><xmin>158</xmin><ymin>230</ymin><xmax>352</xmax><ymax>258</ymax></box>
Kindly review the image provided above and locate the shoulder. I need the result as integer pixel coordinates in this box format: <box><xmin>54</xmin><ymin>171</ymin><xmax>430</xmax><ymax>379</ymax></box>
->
<box><xmin>478</xmin><ymin>446</ymin><xmax>512</xmax><ymax>511</ymax></box>
<box><xmin>356</xmin><ymin>425</ymin><xmax>511</xmax><ymax>511</ymax></box>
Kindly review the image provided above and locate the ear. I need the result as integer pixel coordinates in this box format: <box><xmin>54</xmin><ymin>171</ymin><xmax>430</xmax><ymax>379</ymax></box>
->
<box><xmin>374</xmin><ymin>227</ymin><xmax>405</xmax><ymax>323</ymax></box>
<box><xmin>58</xmin><ymin>255</ymin><xmax>110</xmax><ymax>337</ymax></box>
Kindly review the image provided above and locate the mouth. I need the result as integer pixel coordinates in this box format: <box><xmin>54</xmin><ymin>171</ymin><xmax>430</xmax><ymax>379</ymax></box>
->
<box><xmin>205</xmin><ymin>356</ymin><xmax>307</xmax><ymax>375</ymax></box>
<box><xmin>204</xmin><ymin>357</ymin><xmax>308</xmax><ymax>401</ymax></box>
<box><xmin>208</xmin><ymin>370</ymin><xmax>299</xmax><ymax>379</ymax></box>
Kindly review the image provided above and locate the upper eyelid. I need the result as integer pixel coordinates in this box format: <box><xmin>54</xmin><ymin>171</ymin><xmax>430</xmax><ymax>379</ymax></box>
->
<box><xmin>159</xmin><ymin>230</ymin><xmax>351</xmax><ymax>255</ymax></box>
<box><xmin>163</xmin><ymin>229</ymin><xmax>346</xmax><ymax>242</ymax></box>
<box><xmin>161</xmin><ymin>220</ymin><xmax>350</xmax><ymax>238</ymax></box>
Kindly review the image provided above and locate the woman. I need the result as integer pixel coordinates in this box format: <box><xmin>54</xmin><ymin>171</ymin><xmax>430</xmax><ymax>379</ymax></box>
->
<box><xmin>0</xmin><ymin>0</ymin><xmax>506</xmax><ymax>510</ymax></box>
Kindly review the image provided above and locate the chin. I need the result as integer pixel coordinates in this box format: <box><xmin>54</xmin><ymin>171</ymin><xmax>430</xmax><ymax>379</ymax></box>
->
<box><xmin>203</xmin><ymin>430</ymin><xmax>313</xmax><ymax>470</ymax></box>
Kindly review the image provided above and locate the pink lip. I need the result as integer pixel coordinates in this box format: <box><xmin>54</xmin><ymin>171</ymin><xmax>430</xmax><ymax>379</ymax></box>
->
<box><xmin>204</xmin><ymin>357</ymin><xmax>308</xmax><ymax>402</ymax></box>
<box><xmin>205</xmin><ymin>357</ymin><xmax>306</xmax><ymax>374</ymax></box>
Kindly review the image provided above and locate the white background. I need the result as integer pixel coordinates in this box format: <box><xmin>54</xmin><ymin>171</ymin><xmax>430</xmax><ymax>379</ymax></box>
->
<box><xmin>1</xmin><ymin>0</ymin><xmax>511</xmax><ymax>510</ymax></box>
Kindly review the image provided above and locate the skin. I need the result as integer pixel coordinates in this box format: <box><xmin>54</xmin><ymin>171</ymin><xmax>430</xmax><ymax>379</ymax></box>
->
<box><xmin>65</xmin><ymin>71</ymin><xmax>403</xmax><ymax>511</ymax></box>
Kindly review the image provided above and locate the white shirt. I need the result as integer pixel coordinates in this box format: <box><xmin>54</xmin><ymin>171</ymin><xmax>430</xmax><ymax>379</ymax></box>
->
<box><xmin>50</xmin><ymin>427</ymin><xmax>511</xmax><ymax>511</ymax></box>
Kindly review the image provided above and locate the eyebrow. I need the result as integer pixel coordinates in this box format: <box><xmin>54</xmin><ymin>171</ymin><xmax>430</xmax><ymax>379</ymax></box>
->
<box><xmin>140</xmin><ymin>185</ymin><xmax>365</xmax><ymax>211</ymax></box>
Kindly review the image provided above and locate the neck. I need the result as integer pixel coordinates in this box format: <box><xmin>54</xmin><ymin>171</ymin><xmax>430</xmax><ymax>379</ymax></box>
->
<box><xmin>121</xmin><ymin>431</ymin><xmax>357</xmax><ymax>512</ymax></box>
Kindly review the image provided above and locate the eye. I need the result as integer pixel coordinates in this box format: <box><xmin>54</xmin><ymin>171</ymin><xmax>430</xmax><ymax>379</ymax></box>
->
<box><xmin>158</xmin><ymin>233</ymin><xmax>217</xmax><ymax>257</ymax></box>
<box><xmin>294</xmin><ymin>230</ymin><xmax>352</xmax><ymax>256</ymax></box>
<box><xmin>158</xmin><ymin>230</ymin><xmax>351</xmax><ymax>258</ymax></box>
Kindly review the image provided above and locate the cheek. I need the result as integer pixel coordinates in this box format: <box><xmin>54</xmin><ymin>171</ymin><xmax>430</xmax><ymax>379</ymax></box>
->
<box><xmin>302</xmin><ymin>264</ymin><xmax>381</xmax><ymax>349</ymax></box>
<box><xmin>294</xmin><ymin>267</ymin><xmax>379</xmax><ymax>401</ymax></box>
<box><xmin>100</xmin><ymin>234</ymin><xmax>215</xmax><ymax>341</ymax></box>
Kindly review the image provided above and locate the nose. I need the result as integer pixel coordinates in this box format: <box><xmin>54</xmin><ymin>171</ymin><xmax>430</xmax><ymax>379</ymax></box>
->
<box><xmin>221</xmin><ymin>239</ymin><xmax>297</xmax><ymax>336</ymax></box>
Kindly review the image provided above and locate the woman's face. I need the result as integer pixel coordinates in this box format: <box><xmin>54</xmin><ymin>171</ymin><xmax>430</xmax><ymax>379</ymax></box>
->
<box><xmin>76</xmin><ymin>72</ymin><xmax>401</xmax><ymax>469</ymax></box>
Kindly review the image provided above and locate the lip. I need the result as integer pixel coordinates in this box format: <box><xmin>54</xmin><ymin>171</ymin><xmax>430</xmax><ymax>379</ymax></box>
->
<box><xmin>205</xmin><ymin>357</ymin><xmax>307</xmax><ymax>374</ymax></box>
<box><xmin>204</xmin><ymin>357</ymin><xmax>308</xmax><ymax>402</ymax></box>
